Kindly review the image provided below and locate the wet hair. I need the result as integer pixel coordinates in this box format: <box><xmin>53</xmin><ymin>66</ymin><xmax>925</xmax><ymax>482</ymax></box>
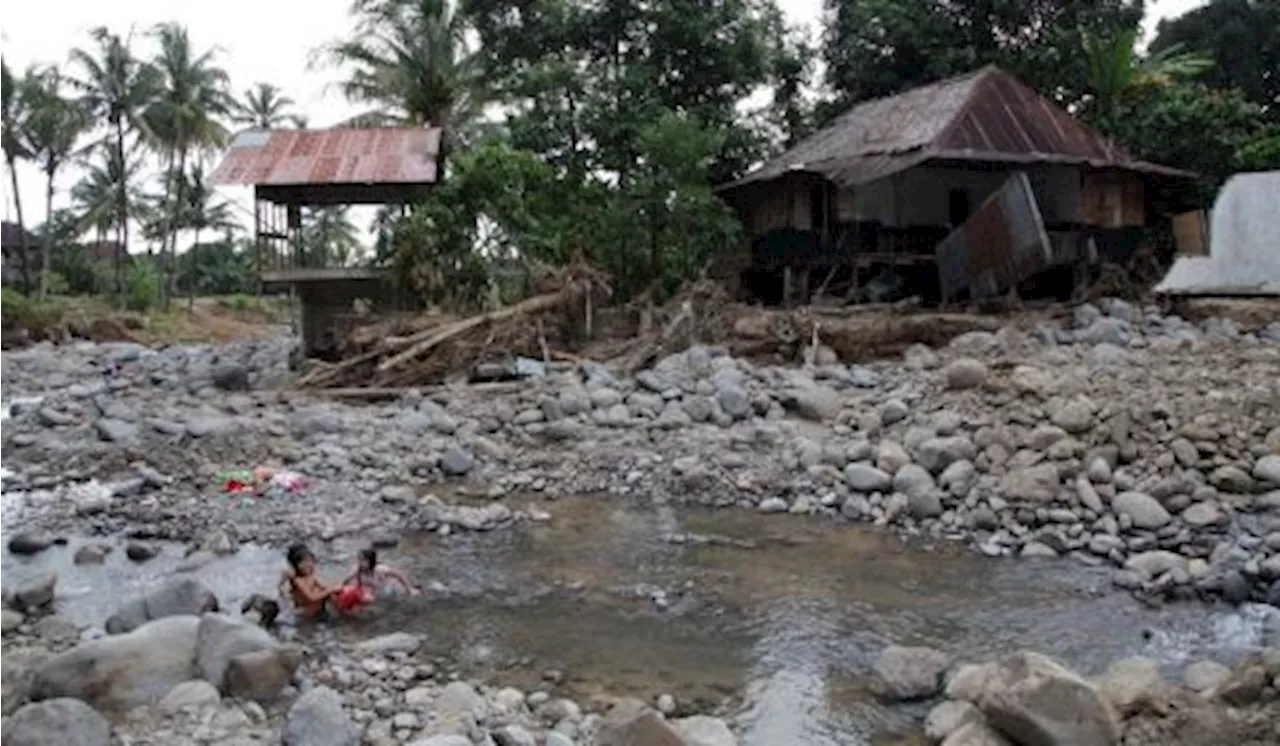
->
<box><xmin>286</xmin><ymin>543</ymin><xmax>314</xmax><ymax>569</ymax></box>
<box><xmin>359</xmin><ymin>547</ymin><xmax>378</xmax><ymax>569</ymax></box>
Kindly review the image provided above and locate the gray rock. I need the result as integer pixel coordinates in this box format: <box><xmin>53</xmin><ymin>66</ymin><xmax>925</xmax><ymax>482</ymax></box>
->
<box><xmin>880</xmin><ymin>399</ymin><xmax>910</xmax><ymax>425</ymax></box>
<box><xmin>1170</xmin><ymin>439</ymin><xmax>1199</xmax><ymax>467</ymax></box>
<box><xmin>440</xmin><ymin>445</ymin><xmax>476</xmax><ymax>476</ymax></box>
<box><xmin>909</xmin><ymin>491</ymin><xmax>944</xmax><ymax>519</ymax></box>
<box><xmin>10</xmin><ymin>573</ymin><xmax>56</xmax><ymax>612</ymax></box>
<box><xmin>2</xmin><ymin>698</ymin><xmax>110</xmax><ymax>746</ymax></box>
<box><xmin>1124</xmin><ymin>550</ymin><xmax>1188</xmax><ymax>582</ymax></box>
<box><xmin>925</xmin><ymin>700</ymin><xmax>983</xmax><ymax>742</ymax></box>
<box><xmin>1254</xmin><ymin>455</ymin><xmax>1280</xmax><ymax>485</ymax></box>
<box><xmin>1077</xmin><ymin>318</ymin><xmax>1129</xmax><ymax>346</ymax></box>
<box><xmin>782</xmin><ymin>384</ymin><xmax>842</xmax><ymax>421</ymax></box>
<box><xmin>2</xmin><ymin>609</ymin><xmax>23</xmax><ymax>632</ymax></box>
<box><xmin>1182</xmin><ymin>660</ymin><xmax>1232</xmax><ymax>693</ymax></box>
<box><xmin>716</xmin><ymin>386</ymin><xmax>751</xmax><ymax>419</ymax></box>
<box><xmin>876</xmin><ymin>441</ymin><xmax>912</xmax><ymax>474</ymax></box>
<box><xmin>94</xmin><ymin>418</ymin><xmax>138</xmax><ymax>442</ymax></box>
<box><xmin>72</xmin><ymin>545</ymin><xmax>108</xmax><ymax>565</ymax></box>
<box><xmin>283</xmin><ymin>686</ymin><xmax>359</xmax><ymax>746</ymax></box>
<box><xmin>355</xmin><ymin>632</ymin><xmax>423</xmax><ymax>656</ymax></box>
<box><xmin>32</xmin><ymin>615</ymin><xmax>200</xmax><ymax>710</ymax></box>
<box><xmin>941</xmin><ymin>721</ymin><xmax>1011</xmax><ymax>746</ymax></box>
<box><xmin>672</xmin><ymin>715</ymin><xmax>736</xmax><ymax>746</ymax></box>
<box><xmin>999</xmin><ymin>464</ymin><xmax>1060</xmax><ymax>502</ymax></box>
<box><xmin>1210</xmin><ymin>465</ymin><xmax>1254</xmax><ymax>493</ymax></box>
<box><xmin>916</xmin><ymin>436</ymin><xmax>976</xmax><ymax>474</ymax></box>
<box><xmin>125</xmin><ymin>542</ymin><xmax>157</xmax><ymax>561</ymax></box>
<box><xmin>158</xmin><ymin>679</ymin><xmax>222</xmax><ymax>713</ymax></box>
<box><xmin>1095</xmin><ymin>657</ymin><xmax>1163</xmax><ymax>716</ymax></box>
<box><xmin>893</xmin><ymin>464</ymin><xmax>937</xmax><ymax>497</ymax></box>
<box><xmin>3</xmin><ymin>646</ymin><xmax>48</xmax><ymax>717</ymax></box>
<box><xmin>844</xmin><ymin>463</ymin><xmax>893</xmax><ymax>492</ymax></box>
<box><xmin>873</xmin><ymin>645</ymin><xmax>952</xmax><ymax>700</ymax></box>
<box><xmin>196</xmin><ymin>613</ymin><xmax>296</xmax><ymax>697</ymax></box>
<box><xmin>1112</xmin><ymin>492</ymin><xmax>1171</xmax><ymax>529</ymax></box>
<box><xmin>1181</xmin><ymin>502</ymin><xmax>1224</xmax><ymax>527</ymax></box>
<box><xmin>758</xmin><ymin>497</ymin><xmax>789</xmax><ymax>513</ymax></box>
<box><xmin>1050</xmin><ymin>398</ymin><xmax>1095</xmax><ymax>434</ymax></box>
<box><xmin>682</xmin><ymin>395</ymin><xmax>714</xmax><ymax>422</ymax></box>
<box><xmin>408</xmin><ymin>738</ymin><xmax>472</xmax><ymax>746</ymax></box>
<box><xmin>210</xmin><ymin>362</ymin><xmax>250</xmax><ymax>391</ymax></box>
<box><xmin>7</xmin><ymin>533</ymin><xmax>54</xmax><ymax>555</ymax></box>
<box><xmin>943</xmin><ymin>358</ymin><xmax>987</xmax><ymax>390</ymax></box>
<box><xmin>105</xmin><ymin>577</ymin><xmax>218</xmax><ymax>635</ymax></box>
<box><xmin>975</xmin><ymin>652</ymin><xmax>1120</xmax><ymax>746</ymax></box>
<box><xmin>493</xmin><ymin>725</ymin><xmax>539</xmax><ymax>746</ymax></box>
<box><xmin>435</xmin><ymin>680</ymin><xmax>487</xmax><ymax>720</ymax></box>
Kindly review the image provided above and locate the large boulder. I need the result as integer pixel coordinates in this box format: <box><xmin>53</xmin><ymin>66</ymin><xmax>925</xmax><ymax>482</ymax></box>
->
<box><xmin>2</xmin><ymin>698</ymin><xmax>110</xmax><ymax>746</ymax></box>
<box><xmin>31</xmin><ymin>615</ymin><xmax>200</xmax><ymax>711</ymax></box>
<box><xmin>873</xmin><ymin>645</ymin><xmax>953</xmax><ymax>701</ymax></box>
<box><xmin>976</xmin><ymin>652</ymin><xmax>1120</xmax><ymax>746</ymax></box>
<box><xmin>1112</xmin><ymin>492</ymin><xmax>1171</xmax><ymax>529</ymax></box>
<box><xmin>3</xmin><ymin>646</ymin><xmax>50</xmax><ymax>716</ymax></box>
<box><xmin>1095</xmin><ymin>657</ymin><xmax>1165</xmax><ymax>716</ymax></box>
<box><xmin>197</xmin><ymin>613</ymin><xmax>300</xmax><ymax>701</ymax></box>
<box><xmin>10</xmin><ymin>573</ymin><xmax>57</xmax><ymax>613</ymax></box>
<box><xmin>283</xmin><ymin>685</ymin><xmax>359</xmax><ymax>746</ymax></box>
<box><xmin>672</xmin><ymin>716</ymin><xmax>736</xmax><ymax>746</ymax></box>
<box><xmin>104</xmin><ymin>577</ymin><xmax>219</xmax><ymax>634</ymax></box>
<box><xmin>594</xmin><ymin>700</ymin><xmax>688</xmax><ymax>746</ymax></box>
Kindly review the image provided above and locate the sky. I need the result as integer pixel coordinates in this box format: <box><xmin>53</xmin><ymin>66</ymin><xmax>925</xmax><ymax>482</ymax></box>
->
<box><xmin>0</xmin><ymin>0</ymin><xmax>1207</xmax><ymax>244</ymax></box>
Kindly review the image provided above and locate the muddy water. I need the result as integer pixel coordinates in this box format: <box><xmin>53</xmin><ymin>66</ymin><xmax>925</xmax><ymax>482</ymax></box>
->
<box><xmin>2</xmin><ymin>494</ymin><xmax>1272</xmax><ymax>745</ymax></box>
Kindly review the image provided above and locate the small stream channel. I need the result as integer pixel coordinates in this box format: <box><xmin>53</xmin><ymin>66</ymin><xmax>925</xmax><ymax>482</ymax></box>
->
<box><xmin>2</xmin><ymin>489</ymin><xmax>1272</xmax><ymax>745</ymax></box>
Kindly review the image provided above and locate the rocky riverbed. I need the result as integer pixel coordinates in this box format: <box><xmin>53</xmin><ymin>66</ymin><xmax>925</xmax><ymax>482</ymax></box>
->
<box><xmin>3</xmin><ymin>298</ymin><xmax>1280</xmax><ymax>745</ymax></box>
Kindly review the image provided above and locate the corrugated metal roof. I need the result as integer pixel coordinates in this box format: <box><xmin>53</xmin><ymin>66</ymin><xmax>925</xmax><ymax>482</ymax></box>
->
<box><xmin>723</xmin><ymin>66</ymin><xmax>1195</xmax><ymax>192</ymax></box>
<box><xmin>211</xmin><ymin>127</ymin><xmax>442</xmax><ymax>187</ymax></box>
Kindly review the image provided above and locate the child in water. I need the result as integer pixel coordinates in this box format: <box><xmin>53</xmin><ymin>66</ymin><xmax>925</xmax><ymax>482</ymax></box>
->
<box><xmin>279</xmin><ymin>543</ymin><xmax>339</xmax><ymax>621</ymax></box>
<box><xmin>335</xmin><ymin>547</ymin><xmax>420</xmax><ymax>613</ymax></box>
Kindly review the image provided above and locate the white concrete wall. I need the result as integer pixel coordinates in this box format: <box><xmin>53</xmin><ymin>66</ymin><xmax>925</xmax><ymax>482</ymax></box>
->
<box><xmin>1157</xmin><ymin>170</ymin><xmax>1280</xmax><ymax>295</ymax></box>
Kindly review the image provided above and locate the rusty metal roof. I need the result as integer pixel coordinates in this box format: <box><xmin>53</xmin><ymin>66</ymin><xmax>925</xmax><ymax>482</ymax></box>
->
<box><xmin>723</xmin><ymin>66</ymin><xmax>1194</xmax><ymax>192</ymax></box>
<box><xmin>211</xmin><ymin>127</ymin><xmax>442</xmax><ymax>188</ymax></box>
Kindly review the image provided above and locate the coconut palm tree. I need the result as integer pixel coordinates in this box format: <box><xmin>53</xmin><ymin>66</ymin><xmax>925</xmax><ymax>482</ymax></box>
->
<box><xmin>232</xmin><ymin>82</ymin><xmax>296</xmax><ymax>129</ymax></box>
<box><xmin>146</xmin><ymin>22</ymin><xmax>232</xmax><ymax>308</ymax></box>
<box><xmin>24</xmin><ymin>66</ymin><xmax>90</xmax><ymax>298</ymax></box>
<box><xmin>179</xmin><ymin>162</ymin><xmax>240</xmax><ymax>307</ymax></box>
<box><xmin>68</xmin><ymin>26</ymin><xmax>162</xmax><ymax>296</ymax></box>
<box><xmin>302</xmin><ymin>205</ymin><xmax>363</xmax><ymax>267</ymax></box>
<box><xmin>317</xmin><ymin>0</ymin><xmax>487</xmax><ymax>167</ymax></box>
<box><xmin>69</xmin><ymin>142</ymin><xmax>145</xmax><ymax>249</ymax></box>
<box><xmin>2</xmin><ymin>60</ymin><xmax>38</xmax><ymax>293</ymax></box>
<box><xmin>1083</xmin><ymin>27</ymin><xmax>1214</xmax><ymax>112</ymax></box>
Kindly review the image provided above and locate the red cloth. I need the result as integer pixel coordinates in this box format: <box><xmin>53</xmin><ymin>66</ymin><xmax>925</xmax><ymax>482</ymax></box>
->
<box><xmin>335</xmin><ymin>585</ymin><xmax>373</xmax><ymax>613</ymax></box>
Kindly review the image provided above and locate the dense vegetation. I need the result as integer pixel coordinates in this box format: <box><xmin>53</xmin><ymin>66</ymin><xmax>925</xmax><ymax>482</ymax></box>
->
<box><xmin>2</xmin><ymin>0</ymin><xmax>1277</xmax><ymax>310</ymax></box>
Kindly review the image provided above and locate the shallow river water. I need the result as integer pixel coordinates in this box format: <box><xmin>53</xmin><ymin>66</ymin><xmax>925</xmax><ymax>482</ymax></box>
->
<box><xmin>2</xmin><ymin>493</ymin><xmax>1273</xmax><ymax>745</ymax></box>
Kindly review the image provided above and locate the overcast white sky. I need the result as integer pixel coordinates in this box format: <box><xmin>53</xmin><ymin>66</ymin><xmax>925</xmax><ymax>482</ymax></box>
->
<box><xmin>1</xmin><ymin>0</ymin><xmax>1205</xmax><ymax>241</ymax></box>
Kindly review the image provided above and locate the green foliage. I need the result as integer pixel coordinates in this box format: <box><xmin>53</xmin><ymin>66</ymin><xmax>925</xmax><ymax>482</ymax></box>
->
<box><xmin>0</xmin><ymin>287</ymin><xmax>66</xmax><ymax>333</ymax></box>
<box><xmin>1151</xmin><ymin>0</ymin><xmax>1280</xmax><ymax>122</ymax></box>
<box><xmin>1234</xmin><ymin>129</ymin><xmax>1280</xmax><ymax>172</ymax></box>
<box><xmin>391</xmin><ymin>127</ymin><xmax>741</xmax><ymax>306</ymax></box>
<box><xmin>124</xmin><ymin>260</ymin><xmax>162</xmax><ymax>311</ymax></box>
<box><xmin>176</xmin><ymin>239</ymin><xmax>254</xmax><ymax>295</ymax></box>
<box><xmin>820</xmin><ymin>0</ymin><xmax>1144</xmax><ymax>111</ymax></box>
<box><xmin>1084</xmin><ymin>82</ymin><xmax>1274</xmax><ymax>195</ymax></box>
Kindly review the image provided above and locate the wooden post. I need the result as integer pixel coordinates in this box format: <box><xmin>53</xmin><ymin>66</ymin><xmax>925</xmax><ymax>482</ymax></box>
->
<box><xmin>783</xmin><ymin>266</ymin><xmax>793</xmax><ymax>309</ymax></box>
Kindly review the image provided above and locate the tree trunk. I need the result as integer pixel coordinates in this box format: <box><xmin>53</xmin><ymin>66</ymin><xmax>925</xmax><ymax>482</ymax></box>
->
<box><xmin>7</xmin><ymin>156</ymin><xmax>31</xmax><ymax>295</ymax></box>
<box><xmin>155</xmin><ymin>147</ymin><xmax>175</xmax><ymax>261</ymax></box>
<box><xmin>187</xmin><ymin>226</ymin><xmax>200</xmax><ymax>311</ymax></box>
<box><xmin>39</xmin><ymin>171</ymin><xmax>54</xmax><ymax>299</ymax></box>
<box><xmin>113</xmin><ymin>120</ymin><xmax>129</xmax><ymax>302</ymax></box>
<box><xmin>166</xmin><ymin>148</ymin><xmax>188</xmax><ymax>311</ymax></box>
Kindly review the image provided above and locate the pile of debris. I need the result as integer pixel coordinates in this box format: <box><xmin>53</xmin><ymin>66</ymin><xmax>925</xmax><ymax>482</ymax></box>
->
<box><xmin>299</xmin><ymin>266</ymin><xmax>1008</xmax><ymax>390</ymax></box>
<box><xmin>299</xmin><ymin>263</ymin><xmax>612</xmax><ymax>389</ymax></box>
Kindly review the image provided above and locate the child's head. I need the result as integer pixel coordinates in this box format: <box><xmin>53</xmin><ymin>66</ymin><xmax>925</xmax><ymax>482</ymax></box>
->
<box><xmin>287</xmin><ymin>543</ymin><xmax>316</xmax><ymax>575</ymax></box>
<box><xmin>358</xmin><ymin>547</ymin><xmax>378</xmax><ymax>572</ymax></box>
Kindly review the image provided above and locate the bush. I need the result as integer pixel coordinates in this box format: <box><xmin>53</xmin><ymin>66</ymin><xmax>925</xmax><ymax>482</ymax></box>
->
<box><xmin>124</xmin><ymin>261</ymin><xmax>161</xmax><ymax>312</ymax></box>
<box><xmin>1</xmin><ymin>287</ymin><xmax>66</xmax><ymax>337</ymax></box>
